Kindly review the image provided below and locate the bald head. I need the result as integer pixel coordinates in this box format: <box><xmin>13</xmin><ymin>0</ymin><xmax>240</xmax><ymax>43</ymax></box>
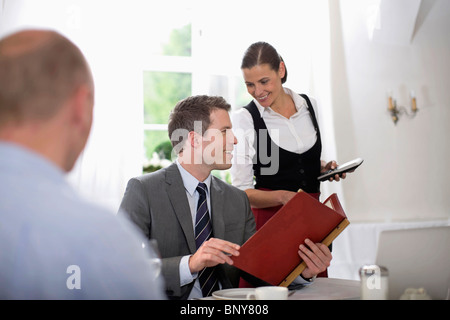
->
<box><xmin>0</xmin><ymin>30</ymin><xmax>94</xmax><ymax>172</ymax></box>
<box><xmin>0</xmin><ymin>29</ymin><xmax>93</xmax><ymax>125</ymax></box>
<box><xmin>0</xmin><ymin>30</ymin><xmax>55</xmax><ymax>55</ymax></box>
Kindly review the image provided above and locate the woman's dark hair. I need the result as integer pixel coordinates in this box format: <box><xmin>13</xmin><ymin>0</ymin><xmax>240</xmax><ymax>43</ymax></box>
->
<box><xmin>241</xmin><ymin>42</ymin><xmax>287</xmax><ymax>84</ymax></box>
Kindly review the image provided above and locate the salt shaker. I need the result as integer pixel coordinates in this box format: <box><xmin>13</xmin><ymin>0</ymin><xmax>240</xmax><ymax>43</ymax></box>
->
<box><xmin>359</xmin><ymin>265</ymin><xmax>389</xmax><ymax>300</ymax></box>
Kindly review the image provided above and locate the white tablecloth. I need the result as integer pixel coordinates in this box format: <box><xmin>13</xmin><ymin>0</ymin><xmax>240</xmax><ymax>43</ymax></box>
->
<box><xmin>328</xmin><ymin>219</ymin><xmax>450</xmax><ymax>280</ymax></box>
<box><xmin>289</xmin><ymin>278</ymin><xmax>360</xmax><ymax>300</ymax></box>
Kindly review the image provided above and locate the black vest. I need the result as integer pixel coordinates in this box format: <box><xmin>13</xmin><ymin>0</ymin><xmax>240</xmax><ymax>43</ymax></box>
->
<box><xmin>243</xmin><ymin>94</ymin><xmax>322</xmax><ymax>194</ymax></box>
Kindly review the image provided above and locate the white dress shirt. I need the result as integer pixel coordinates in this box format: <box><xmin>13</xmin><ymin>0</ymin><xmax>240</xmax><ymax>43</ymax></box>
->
<box><xmin>176</xmin><ymin>160</ymin><xmax>216</xmax><ymax>299</ymax></box>
<box><xmin>231</xmin><ymin>87</ymin><xmax>319</xmax><ymax>191</ymax></box>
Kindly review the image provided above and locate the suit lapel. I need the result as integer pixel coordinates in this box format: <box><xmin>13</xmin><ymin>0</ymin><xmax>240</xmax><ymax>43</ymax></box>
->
<box><xmin>165</xmin><ymin>163</ymin><xmax>197</xmax><ymax>254</ymax></box>
<box><xmin>210</xmin><ymin>177</ymin><xmax>225</xmax><ymax>240</ymax></box>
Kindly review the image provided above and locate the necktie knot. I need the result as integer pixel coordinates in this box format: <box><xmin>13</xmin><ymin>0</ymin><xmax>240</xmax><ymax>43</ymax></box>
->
<box><xmin>196</xmin><ymin>182</ymin><xmax>207</xmax><ymax>196</ymax></box>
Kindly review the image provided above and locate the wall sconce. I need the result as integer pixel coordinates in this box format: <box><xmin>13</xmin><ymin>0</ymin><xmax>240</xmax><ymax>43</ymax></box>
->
<box><xmin>387</xmin><ymin>91</ymin><xmax>418</xmax><ymax>125</ymax></box>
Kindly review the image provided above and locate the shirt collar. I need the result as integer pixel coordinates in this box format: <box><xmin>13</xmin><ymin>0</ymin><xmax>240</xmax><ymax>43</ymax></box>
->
<box><xmin>175</xmin><ymin>159</ymin><xmax>212</xmax><ymax>197</ymax></box>
<box><xmin>253</xmin><ymin>87</ymin><xmax>307</xmax><ymax>118</ymax></box>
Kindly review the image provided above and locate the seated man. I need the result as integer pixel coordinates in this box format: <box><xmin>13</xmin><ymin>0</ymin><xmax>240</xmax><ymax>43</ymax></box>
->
<box><xmin>119</xmin><ymin>95</ymin><xmax>332</xmax><ymax>299</ymax></box>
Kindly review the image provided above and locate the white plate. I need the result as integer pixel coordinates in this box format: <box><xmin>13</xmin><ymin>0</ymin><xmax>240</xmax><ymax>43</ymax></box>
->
<box><xmin>212</xmin><ymin>288</ymin><xmax>255</xmax><ymax>300</ymax></box>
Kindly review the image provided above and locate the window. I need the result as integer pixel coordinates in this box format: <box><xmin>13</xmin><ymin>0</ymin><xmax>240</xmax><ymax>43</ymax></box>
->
<box><xmin>142</xmin><ymin>8</ymin><xmax>248</xmax><ymax>181</ymax></box>
<box><xmin>143</xmin><ymin>71</ymin><xmax>192</xmax><ymax>163</ymax></box>
<box><xmin>142</xmin><ymin>15</ymin><xmax>192</xmax><ymax>173</ymax></box>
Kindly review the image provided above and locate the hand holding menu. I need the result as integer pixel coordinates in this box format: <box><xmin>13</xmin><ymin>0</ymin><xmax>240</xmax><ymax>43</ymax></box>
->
<box><xmin>231</xmin><ymin>191</ymin><xmax>350</xmax><ymax>287</ymax></box>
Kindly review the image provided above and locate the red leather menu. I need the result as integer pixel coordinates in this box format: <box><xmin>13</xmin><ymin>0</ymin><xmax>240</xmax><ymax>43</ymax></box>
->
<box><xmin>231</xmin><ymin>191</ymin><xmax>349</xmax><ymax>286</ymax></box>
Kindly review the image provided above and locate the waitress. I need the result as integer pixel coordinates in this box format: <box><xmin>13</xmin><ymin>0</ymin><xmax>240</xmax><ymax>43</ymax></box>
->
<box><xmin>231</xmin><ymin>42</ymin><xmax>346</xmax><ymax>230</ymax></box>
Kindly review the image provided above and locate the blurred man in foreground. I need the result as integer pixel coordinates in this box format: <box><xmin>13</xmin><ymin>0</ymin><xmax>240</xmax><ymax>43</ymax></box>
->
<box><xmin>0</xmin><ymin>29</ymin><xmax>165</xmax><ymax>299</ymax></box>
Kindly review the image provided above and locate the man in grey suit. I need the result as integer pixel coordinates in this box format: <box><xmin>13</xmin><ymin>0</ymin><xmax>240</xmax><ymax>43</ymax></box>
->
<box><xmin>119</xmin><ymin>95</ymin><xmax>332</xmax><ymax>299</ymax></box>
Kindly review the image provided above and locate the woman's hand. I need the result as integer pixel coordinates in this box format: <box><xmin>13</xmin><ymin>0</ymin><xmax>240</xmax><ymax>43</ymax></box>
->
<box><xmin>321</xmin><ymin>160</ymin><xmax>346</xmax><ymax>182</ymax></box>
<box><xmin>245</xmin><ymin>189</ymin><xmax>297</xmax><ymax>208</ymax></box>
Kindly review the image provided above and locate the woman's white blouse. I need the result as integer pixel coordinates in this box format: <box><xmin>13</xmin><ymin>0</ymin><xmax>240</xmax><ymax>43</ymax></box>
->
<box><xmin>230</xmin><ymin>87</ymin><xmax>319</xmax><ymax>191</ymax></box>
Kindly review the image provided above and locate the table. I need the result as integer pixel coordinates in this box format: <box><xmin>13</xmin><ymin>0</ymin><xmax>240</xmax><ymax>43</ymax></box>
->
<box><xmin>205</xmin><ymin>278</ymin><xmax>360</xmax><ymax>300</ymax></box>
<box><xmin>288</xmin><ymin>278</ymin><xmax>360</xmax><ymax>300</ymax></box>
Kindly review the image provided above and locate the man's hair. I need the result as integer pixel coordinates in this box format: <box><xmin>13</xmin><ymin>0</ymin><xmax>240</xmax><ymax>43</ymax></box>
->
<box><xmin>168</xmin><ymin>95</ymin><xmax>231</xmax><ymax>154</ymax></box>
<box><xmin>0</xmin><ymin>30</ymin><xmax>91</xmax><ymax>126</ymax></box>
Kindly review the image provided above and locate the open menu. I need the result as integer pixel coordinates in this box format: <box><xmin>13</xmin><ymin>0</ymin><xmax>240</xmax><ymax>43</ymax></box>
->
<box><xmin>231</xmin><ymin>191</ymin><xmax>350</xmax><ymax>286</ymax></box>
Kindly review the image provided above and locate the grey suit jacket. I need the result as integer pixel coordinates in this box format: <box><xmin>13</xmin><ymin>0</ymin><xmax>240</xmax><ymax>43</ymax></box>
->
<box><xmin>118</xmin><ymin>163</ymin><xmax>256</xmax><ymax>299</ymax></box>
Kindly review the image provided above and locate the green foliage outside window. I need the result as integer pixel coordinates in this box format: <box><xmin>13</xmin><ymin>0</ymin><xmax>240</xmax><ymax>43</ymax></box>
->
<box><xmin>143</xmin><ymin>24</ymin><xmax>192</xmax><ymax>172</ymax></box>
<box><xmin>162</xmin><ymin>24</ymin><xmax>191</xmax><ymax>57</ymax></box>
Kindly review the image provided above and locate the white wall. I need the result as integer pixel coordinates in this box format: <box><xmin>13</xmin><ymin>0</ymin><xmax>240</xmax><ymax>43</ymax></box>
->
<box><xmin>331</xmin><ymin>0</ymin><xmax>450</xmax><ymax>222</ymax></box>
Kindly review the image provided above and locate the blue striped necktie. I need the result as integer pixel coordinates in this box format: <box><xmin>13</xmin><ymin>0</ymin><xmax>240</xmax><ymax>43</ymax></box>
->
<box><xmin>195</xmin><ymin>182</ymin><xmax>219</xmax><ymax>297</ymax></box>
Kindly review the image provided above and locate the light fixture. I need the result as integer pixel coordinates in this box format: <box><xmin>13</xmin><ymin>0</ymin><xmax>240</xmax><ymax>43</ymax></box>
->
<box><xmin>387</xmin><ymin>90</ymin><xmax>418</xmax><ymax>125</ymax></box>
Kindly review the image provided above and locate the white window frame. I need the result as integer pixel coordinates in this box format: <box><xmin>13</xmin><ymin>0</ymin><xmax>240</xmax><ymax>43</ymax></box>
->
<box><xmin>141</xmin><ymin>21</ymin><xmax>245</xmax><ymax>161</ymax></box>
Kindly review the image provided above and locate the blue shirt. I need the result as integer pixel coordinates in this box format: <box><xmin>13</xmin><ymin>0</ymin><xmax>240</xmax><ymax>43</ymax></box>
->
<box><xmin>0</xmin><ymin>143</ymin><xmax>165</xmax><ymax>299</ymax></box>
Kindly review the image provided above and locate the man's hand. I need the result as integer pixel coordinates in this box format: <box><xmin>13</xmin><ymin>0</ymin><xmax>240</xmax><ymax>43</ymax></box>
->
<box><xmin>189</xmin><ymin>238</ymin><xmax>240</xmax><ymax>273</ymax></box>
<box><xmin>298</xmin><ymin>239</ymin><xmax>332</xmax><ymax>279</ymax></box>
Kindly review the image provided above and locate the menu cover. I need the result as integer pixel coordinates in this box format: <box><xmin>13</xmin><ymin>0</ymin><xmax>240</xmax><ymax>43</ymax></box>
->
<box><xmin>231</xmin><ymin>191</ymin><xmax>350</xmax><ymax>286</ymax></box>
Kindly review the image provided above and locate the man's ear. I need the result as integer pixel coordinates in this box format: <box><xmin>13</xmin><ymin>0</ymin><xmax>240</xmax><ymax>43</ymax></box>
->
<box><xmin>69</xmin><ymin>84</ymin><xmax>93</xmax><ymax>131</ymax></box>
<box><xmin>188</xmin><ymin>131</ymin><xmax>202</xmax><ymax>149</ymax></box>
